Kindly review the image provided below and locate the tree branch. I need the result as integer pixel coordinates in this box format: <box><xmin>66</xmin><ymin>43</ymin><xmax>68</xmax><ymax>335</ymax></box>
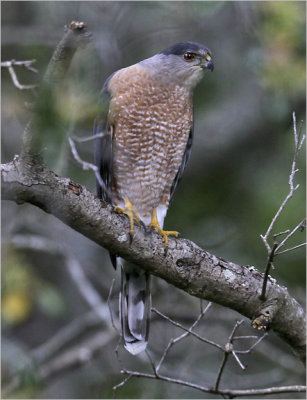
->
<box><xmin>1</xmin><ymin>155</ymin><xmax>305</xmax><ymax>364</ymax></box>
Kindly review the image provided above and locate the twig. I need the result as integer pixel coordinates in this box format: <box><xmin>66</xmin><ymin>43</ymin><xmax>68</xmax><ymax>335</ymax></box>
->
<box><xmin>232</xmin><ymin>351</ymin><xmax>246</xmax><ymax>370</ymax></box>
<box><xmin>273</xmin><ymin>229</ymin><xmax>290</xmax><ymax>239</ymax></box>
<box><xmin>260</xmin><ymin>112</ymin><xmax>305</xmax><ymax>253</ymax></box>
<box><xmin>275</xmin><ymin>242</ymin><xmax>306</xmax><ymax>256</ymax></box>
<box><xmin>260</xmin><ymin>242</ymin><xmax>278</xmax><ymax>300</ymax></box>
<box><xmin>68</xmin><ymin>136</ymin><xmax>111</xmax><ymax>199</ymax></box>
<box><xmin>38</xmin><ymin>330</ymin><xmax>114</xmax><ymax>381</ymax></box>
<box><xmin>1</xmin><ymin>59</ymin><xmax>38</xmax><ymax>90</ymax></box>
<box><xmin>152</xmin><ymin>307</ymin><xmax>223</xmax><ymax>351</ymax></box>
<box><xmin>107</xmin><ymin>278</ymin><xmax>119</xmax><ymax>333</ymax></box>
<box><xmin>214</xmin><ymin>320</ymin><xmax>244</xmax><ymax>391</ymax></box>
<box><xmin>66</xmin><ymin>255</ymin><xmax>110</xmax><ymax>322</ymax></box>
<box><xmin>145</xmin><ymin>349</ymin><xmax>158</xmax><ymax>376</ymax></box>
<box><xmin>155</xmin><ymin>302</ymin><xmax>212</xmax><ymax>374</ymax></box>
<box><xmin>31</xmin><ymin>310</ymin><xmax>103</xmax><ymax>364</ymax></box>
<box><xmin>112</xmin><ymin>374</ymin><xmax>133</xmax><ymax>391</ymax></box>
<box><xmin>275</xmin><ymin>219</ymin><xmax>306</xmax><ymax>253</ymax></box>
<box><xmin>235</xmin><ymin>333</ymin><xmax>268</xmax><ymax>354</ymax></box>
<box><xmin>1</xmin><ymin>59</ymin><xmax>38</xmax><ymax>72</ymax></box>
<box><xmin>120</xmin><ymin>368</ymin><xmax>306</xmax><ymax>397</ymax></box>
<box><xmin>71</xmin><ymin>132</ymin><xmax>105</xmax><ymax>143</ymax></box>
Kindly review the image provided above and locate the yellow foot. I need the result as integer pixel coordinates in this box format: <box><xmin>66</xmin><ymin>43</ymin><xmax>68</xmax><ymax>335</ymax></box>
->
<box><xmin>114</xmin><ymin>198</ymin><xmax>141</xmax><ymax>235</ymax></box>
<box><xmin>148</xmin><ymin>208</ymin><xmax>178</xmax><ymax>247</ymax></box>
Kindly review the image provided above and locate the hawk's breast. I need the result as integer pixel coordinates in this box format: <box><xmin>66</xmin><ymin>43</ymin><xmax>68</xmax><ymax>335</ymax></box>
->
<box><xmin>108</xmin><ymin>64</ymin><xmax>193</xmax><ymax>220</ymax></box>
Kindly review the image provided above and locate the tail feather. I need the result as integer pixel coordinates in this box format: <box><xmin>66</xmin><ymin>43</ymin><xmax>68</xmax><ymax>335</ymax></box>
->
<box><xmin>119</xmin><ymin>259</ymin><xmax>151</xmax><ymax>355</ymax></box>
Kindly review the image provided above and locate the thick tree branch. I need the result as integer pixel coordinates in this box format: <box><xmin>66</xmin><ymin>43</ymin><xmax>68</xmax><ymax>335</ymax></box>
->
<box><xmin>22</xmin><ymin>21</ymin><xmax>92</xmax><ymax>155</ymax></box>
<box><xmin>1</xmin><ymin>156</ymin><xmax>305</xmax><ymax>364</ymax></box>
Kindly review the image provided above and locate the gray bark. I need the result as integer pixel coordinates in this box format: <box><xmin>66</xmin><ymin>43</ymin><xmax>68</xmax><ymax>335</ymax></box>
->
<box><xmin>1</xmin><ymin>154</ymin><xmax>306</xmax><ymax>364</ymax></box>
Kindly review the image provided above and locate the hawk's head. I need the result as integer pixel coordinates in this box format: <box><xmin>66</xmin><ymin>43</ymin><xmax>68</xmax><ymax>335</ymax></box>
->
<box><xmin>140</xmin><ymin>41</ymin><xmax>213</xmax><ymax>89</ymax></box>
<box><xmin>161</xmin><ymin>41</ymin><xmax>214</xmax><ymax>72</ymax></box>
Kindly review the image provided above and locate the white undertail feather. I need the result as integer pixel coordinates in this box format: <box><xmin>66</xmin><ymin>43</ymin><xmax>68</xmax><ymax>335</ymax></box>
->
<box><xmin>119</xmin><ymin>258</ymin><xmax>151</xmax><ymax>355</ymax></box>
<box><xmin>119</xmin><ymin>204</ymin><xmax>166</xmax><ymax>354</ymax></box>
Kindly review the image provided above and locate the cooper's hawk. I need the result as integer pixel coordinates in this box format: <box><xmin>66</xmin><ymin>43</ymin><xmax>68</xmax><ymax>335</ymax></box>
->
<box><xmin>94</xmin><ymin>41</ymin><xmax>213</xmax><ymax>354</ymax></box>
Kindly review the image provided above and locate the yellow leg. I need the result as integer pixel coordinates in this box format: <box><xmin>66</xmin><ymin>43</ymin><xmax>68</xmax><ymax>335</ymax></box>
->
<box><xmin>114</xmin><ymin>198</ymin><xmax>141</xmax><ymax>235</ymax></box>
<box><xmin>148</xmin><ymin>208</ymin><xmax>178</xmax><ymax>247</ymax></box>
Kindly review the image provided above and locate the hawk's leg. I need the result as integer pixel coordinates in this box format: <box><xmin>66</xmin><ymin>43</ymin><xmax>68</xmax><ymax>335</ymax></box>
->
<box><xmin>148</xmin><ymin>208</ymin><xmax>178</xmax><ymax>247</ymax></box>
<box><xmin>114</xmin><ymin>198</ymin><xmax>141</xmax><ymax>235</ymax></box>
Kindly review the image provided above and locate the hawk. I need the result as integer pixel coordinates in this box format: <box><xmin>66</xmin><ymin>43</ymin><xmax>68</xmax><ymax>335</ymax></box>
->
<box><xmin>94</xmin><ymin>41</ymin><xmax>213</xmax><ymax>354</ymax></box>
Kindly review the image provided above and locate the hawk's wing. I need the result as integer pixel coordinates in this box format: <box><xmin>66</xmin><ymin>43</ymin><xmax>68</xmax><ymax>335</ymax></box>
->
<box><xmin>94</xmin><ymin>77</ymin><xmax>118</xmax><ymax>269</ymax></box>
<box><xmin>169</xmin><ymin>120</ymin><xmax>194</xmax><ymax>203</ymax></box>
<box><xmin>94</xmin><ymin>79</ymin><xmax>114</xmax><ymax>203</ymax></box>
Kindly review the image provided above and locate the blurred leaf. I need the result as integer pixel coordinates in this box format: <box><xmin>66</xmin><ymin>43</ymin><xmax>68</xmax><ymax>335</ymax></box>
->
<box><xmin>36</xmin><ymin>284</ymin><xmax>67</xmax><ymax>317</ymax></box>
<box><xmin>2</xmin><ymin>291</ymin><xmax>32</xmax><ymax>325</ymax></box>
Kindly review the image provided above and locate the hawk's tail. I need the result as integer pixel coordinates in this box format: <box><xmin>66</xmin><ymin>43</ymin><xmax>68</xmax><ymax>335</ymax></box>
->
<box><xmin>119</xmin><ymin>259</ymin><xmax>151</xmax><ymax>355</ymax></box>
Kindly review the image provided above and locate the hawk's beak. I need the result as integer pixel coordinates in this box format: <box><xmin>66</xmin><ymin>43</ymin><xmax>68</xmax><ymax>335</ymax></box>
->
<box><xmin>203</xmin><ymin>59</ymin><xmax>214</xmax><ymax>72</ymax></box>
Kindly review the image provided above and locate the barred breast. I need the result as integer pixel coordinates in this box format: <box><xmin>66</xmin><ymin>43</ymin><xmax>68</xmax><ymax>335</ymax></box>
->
<box><xmin>108</xmin><ymin>64</ymin><xmax>193</xmax><ymax>223</ymax></box>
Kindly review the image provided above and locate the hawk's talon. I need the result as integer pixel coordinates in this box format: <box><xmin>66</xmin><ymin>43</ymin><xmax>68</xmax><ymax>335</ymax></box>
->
<box><xmin>114</xmin><ymin>198</ymin><xmax>141</xmax><ymax>235</ymax></box>
<box><xmin>148</xmin><ymin>208</ymin><xmax>179</xmax><ymax>248</ymax></box>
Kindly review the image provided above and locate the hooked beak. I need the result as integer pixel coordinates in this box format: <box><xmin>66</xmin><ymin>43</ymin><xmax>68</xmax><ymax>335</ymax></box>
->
<box><xmin>203</xmin><ymin>59</ymin><xmax>214</xmax><ymax>72</ymax></box>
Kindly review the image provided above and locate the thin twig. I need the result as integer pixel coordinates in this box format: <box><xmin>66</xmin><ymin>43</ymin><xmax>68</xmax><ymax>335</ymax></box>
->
<box><xmin>31</xmin><ymin>310</ymin><xmax>103</xmax><ymax>364</ymax></box>
<box><xmin>235</xmin><ymin>333</ymin><xmax>268</xmax><ymax>354</ymax></box>
<box><xmin>120</xmin><ymin>368</ymin><xmax>306</xmax><ymax>397</ymax></box>
<box><xmin>107</xmin><ymin>278</ymin><xmax>119</xmax><ymax>333</ymax></box>
<box><xmin>260</xmin><ymin>242</ymin><xmax>278</xmax><ymax>300</ymax></box>
<box><xmin>152</xmin><ymin>307</ymin><xmax>223</xmax><ymax>351</ymax></box>
<box><xmin>72</xmin><ymin>132</ymin><xmax>105</xmax><ymax>143</ymax></box>
<box><xmin>68</xmin><ymin>136</ymin><xmax>112</xmax><ymax>199</ymax></box>
<box><xmin>260</xmin><ymin>112</ymin><xmax>305</xmax><ymax>253</ymax></box>
<box><xmin>66</xmin><ymin>255</ymin><xmax>110</xmax><ymax>322</ymax></box>
<box><xmin>215</xmin><ymin>320</ymin><xmax>244</xmax><ymax>391</ymax></box>
<box><xmin>273</xmin><ymin>229</ymin><xmax>290</xmax><ymax>240</ymax></box>
<box><xmin>10</xmin><ymin>234</ymin><xmax>110</xmax><ymax>322</ymax></box>
<box><xmin>112</xmin><ymin>374</ymin><xmax>133</xmax><ymax>391</ymax></box>
<box><xmin>232</xmin><ymin>351</ymin><xmax>246</xmax><ymax>370</ymax></box>
<box><xmin>275</xmin><ymin>243</ymin><xmax>306</xmax><ymax>256</ymax></box>
<box><xmin>275</xmin><ymin>219</ymin><xmax>306</xmax><ymax>252</ymax></box>
<box><xmin>1</xmin><ymin>59</ymin><xmax>38</xmax><ymax>72</ymax></box>
<box><xmin>1</xmin><ymin>59</ymin><xmax>38</xmax><ymax>90</ymax></box>
<box><xmin>233</xmin><ymin>336</ymin><xmax>258</xmax><ymax>340</ymax></box>
<box><xmin>155</xmin><ymin>302</ymin><xmax>212</xmax><ymax>374</ymax></box>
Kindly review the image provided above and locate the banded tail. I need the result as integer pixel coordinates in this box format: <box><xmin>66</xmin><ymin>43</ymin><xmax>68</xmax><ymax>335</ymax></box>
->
<box><xmin>119</xmin><ymin>259</ymin><xmax>151</xmax><ymax>355</ymax></box>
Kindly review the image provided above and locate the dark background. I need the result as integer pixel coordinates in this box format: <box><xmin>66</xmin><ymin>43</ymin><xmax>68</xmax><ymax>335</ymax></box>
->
<box><xmin>1</xmin><ymin>1</ymin><xmax>306</xmax><ymax>398</ymax></box>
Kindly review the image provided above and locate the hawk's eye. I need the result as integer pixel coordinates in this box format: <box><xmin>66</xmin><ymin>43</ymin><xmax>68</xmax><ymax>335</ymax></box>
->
<box><xmin>183</xmin><ymin>52</ymin><xmax>196</xmax><ymax>62</ymax></box>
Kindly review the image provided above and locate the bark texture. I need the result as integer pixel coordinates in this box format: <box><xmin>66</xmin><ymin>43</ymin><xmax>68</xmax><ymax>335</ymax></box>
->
<box><xmin>1</xmin><ymin>155</ymin><xmax>306</xmax><ymax>364</ymax></box>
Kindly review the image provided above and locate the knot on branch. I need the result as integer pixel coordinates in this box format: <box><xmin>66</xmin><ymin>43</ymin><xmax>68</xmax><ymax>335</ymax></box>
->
<box><xmin>252</xmin><ymin>314</ymin><xmax>270</xmax><ymax>331</ymax></box>
<box><xmin>252</xmin><ymin>302</ymin><xmax>278</xmax><ymax>331</ymax></box>
<box><xmin>68</xmin><ymin>21</ymin><xmax>87</xmax><ymax>30</ymax></box>
<box><xmin>68</xmin><ymin>180</ymin><xmax>83</xmax><ymax>196</ymax></box>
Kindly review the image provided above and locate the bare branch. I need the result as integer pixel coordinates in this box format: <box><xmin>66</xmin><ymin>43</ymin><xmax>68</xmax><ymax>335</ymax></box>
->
<box><xmin>275</xmin><ymin>219</ymin><xmax>306</xmax><ymax>252</ymax></box>
<box><xmin>120</xmin><ymin>368</ymin><xmax>306</xmax><ymax>397</ymax></box>
<box><xmin>155</xmin><ymin>302</ymin><xmax>212</xmax><ymax>374</ymax></box>
<box><xmin>107</xmin><ymin>278</ymin><xmax>120</xmax><ymax>333</ymax></box>
<box><xmin>260</xmin><ymin>113</ymin><xmax>305</xmax><ymax>253</ymax></box>
<box><xmin>260</xmin><ymin>242</ymin><xmax>278</xmax><ymax>301</ymax></box>
<box><xmin>276</xmin><ymin>242</ymin><xmax>306</xmax><ymax>256</ymax></box>
<box><xmin>260</xmin><ymin>113</ymin><xmax>305</xmax><ymax>300</ymax></box>
<box><xmin>235</xmin><ymin>333</ymin><xmax>268</xmax><ymax>354</ymax></box>
<box><xmin>68</xmin><ymin>136</ymin><xmax>111</xmax><ymax>199</ymax></box>
<box><xmin>31</xmin><ymin>311</ymin><xmax>102</xmax><ymax>364</ymax></box>
<box><xmin>1</xmin><ymin>157</ymin><xmax>305</xmax><ymax>363</ymax></box>
<box><xmin>1</xmin><ymin>59</ymin><xmax>38</xmax><ymax>90</ymax></box>
<box><xmin>152</xmin><ymin>307</ymin><xmax>224</xmax><ymax>351</ymax></box>
<box><xmin>72</xmin><ymin>132</ymin><xmax>105</xmax><ymax>143</ymax></box>
<box><xmin>214</xmin><ymin>320</ymin><xmax>243</xmax><ymax>391</ymax></box>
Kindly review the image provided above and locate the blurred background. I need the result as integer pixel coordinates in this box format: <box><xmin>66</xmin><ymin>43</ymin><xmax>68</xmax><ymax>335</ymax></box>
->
<box><xmin>1</xmin><ymin>1</ymin><xmax>306</xmax><ymax>399</ymax></box>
